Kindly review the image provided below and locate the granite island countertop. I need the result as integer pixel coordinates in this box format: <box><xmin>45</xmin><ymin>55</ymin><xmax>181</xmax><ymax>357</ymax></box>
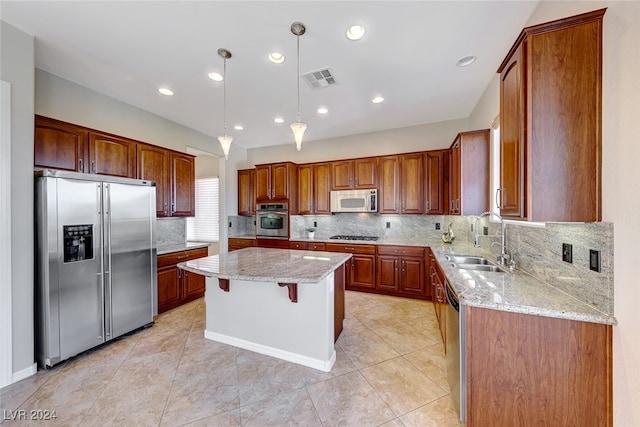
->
<box><xmin>292</xmin><ymin>235</ymin><xmax>616</xmax><ymax>325</ymax></box>
<box><xmin>178</xmin><ymin>247</ymin><xmax>352</xmax><ymax>284</ymax></box>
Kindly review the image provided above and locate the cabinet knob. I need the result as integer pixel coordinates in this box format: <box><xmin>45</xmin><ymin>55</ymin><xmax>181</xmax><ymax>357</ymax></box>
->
<box><xmin>78</xmin><ymin>158</ymin><xmax>84</xmax><ymax>172</ymax></box>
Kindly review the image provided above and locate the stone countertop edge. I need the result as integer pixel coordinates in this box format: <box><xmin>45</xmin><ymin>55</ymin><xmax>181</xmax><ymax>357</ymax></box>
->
<box><xmin>178</xmin><ymin>247</ymin><xmax>352</xmax><ymax>284</ymax></box>
<box><xmin>157</xmin><ymin>242</ymin><xmax>211</xmax><ymax>255</ymax></box>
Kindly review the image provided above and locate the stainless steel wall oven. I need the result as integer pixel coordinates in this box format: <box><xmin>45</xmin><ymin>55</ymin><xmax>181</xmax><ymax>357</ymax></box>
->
<box><xmin>256</xmin><ymin>202</ymin><xmax>288</xmax><ymax>239</ymax></box>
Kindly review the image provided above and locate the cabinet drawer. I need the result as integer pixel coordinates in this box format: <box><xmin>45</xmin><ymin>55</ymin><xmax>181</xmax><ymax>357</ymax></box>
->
<box><xmin>229</xmin><ymin>238</ymin><xmax>256</xmax><ymax>249</ymax></box>
<box><xmin>158</xmin><ymin>247</ymin><xmax>208</xmax><ymax>267</ymax></box>
<box><xmin>377</xmin><ymin>245</ymin><xmax>425</xmax><ymax>257</ymax></box>
<box><xmin>307</xmin><ymin>242</ymin><xmax>326</xmax><ymax>251</ymax></box>
<box><xmin>325</xmin><ymin>243</ymin><xmax>376</xmax><ymax>255</ymax></box>
<box><xmin>289</xmin><ymin>241</ymin><xmax>307</xmax><ymax>250</ymax></box>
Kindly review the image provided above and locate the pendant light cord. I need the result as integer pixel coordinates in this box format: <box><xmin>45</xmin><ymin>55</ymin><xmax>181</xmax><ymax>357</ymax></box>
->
<box><xmin>223</xmin><ymin>57</ymin><xmax>228</xmax><ymax>136</ymax></box>
<box><xmin>296</xmin><ymin>34</ymin><xmax>301</xmax><ymax>123</ymax></box>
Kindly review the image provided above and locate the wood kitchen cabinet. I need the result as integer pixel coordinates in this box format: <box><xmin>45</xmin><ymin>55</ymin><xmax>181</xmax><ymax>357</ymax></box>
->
<box><xmin>466</xmin><ymin>306</ymin><xmax>612</xmax><ymax>426</ymax></box>
<box><xmin>255</xmin><ymin>162</ymin><xmax>298</xmax><ymax>213</ymax></box>
<box><xmin>237</xmin><ymin>168</ymin><xmax>256</xmax><ymax>216</ymax></box>
<box><xmin>170</xmin><ymin>152</ymin><xmax>195</xmax><ymax>217</ymax></box>
<box><xmin>449</xmin><ymin>130</ymin><xmax>490</xmax><ymax>216</ymax></box>
<box><xmin>88</xmin><ymin>131</ymin><xmax>137</xmax><ymax>178</ymax></box>
<box><xmin>157</xmin><ymin>247</ymin><xmax>208</xmax><ymax>314</ymax></box>
<box><xmin>376</xmin><ymin>246</ymin><xmax>426</xmax><ymax>297</ymax></box>
<box><xmin>497</xmin><ymin>9</ymin><xmax>604</xmax><ymax>222</ymax></box>
<box><xmin>378</xmin><ymin>153</ymin><xmax>424</xmax><ymax>214</ymax></box>
<box><xmin>428</xmin><ymin>251</ymin><xmax>447</xmax><ymax>346</ymax></box>
<box><xmin>228</xmin><ymin>237</ymin><xmax>256</xmax><ymax>251</ymax></box>
<box><xmin>331</xmin><ymin>158</ymin><xmax>377</xmax><ymax>190</ymax></box>
<box><xmin>289</xmin><ymin>241</ymin><xmax>326</xmax><ymax>251</ymax></box>
<box><xmin>137</xmin><ymin>143</ymin><xmax>170</xmax><ymax>217</ymax></box>
<box><xmin>424</xmin><ymin>150</ymin><xmax>448</xmax><ymax>214</ymax></box>
<box><xmin>35</xmin><ymin>115</ymin><xmax>88</xmax><ymax>172</ymax></box>
<box><xmin>325</xmin><ymin>243</ymin><xmax>376</xmax><ymax>291</ymax></box>
<box><xmin>297</xmin><ymin>162</ymin><xmax>331</xmax><ymax>215</ymax></box>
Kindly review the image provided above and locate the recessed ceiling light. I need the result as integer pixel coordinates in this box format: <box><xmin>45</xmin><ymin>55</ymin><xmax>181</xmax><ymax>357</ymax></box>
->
<box><xmin>372</xmin><ymin>96</ymin><xmax>384</xmax><ymax>104</ymax></box>
<box><xmin>273</xmin><ymin>116</ymin><xmax>284</xmax><ymax>124</ymax></box>
<box><xmin>346</xmin><ymin>25</ymin><xmax>366</xmax><ymax>41</ymax></box>
<box><xmin>234</xmin><ymin>124</ymin><xmax>244</xmax><ymax>131</ymax></box>
<box><xmin>208</xmin><ymin>72</ymin><xmax>224</xmax><ymax>81</ymax></box>
<box><xmin>158</xmin><ymin>87</ymin><xmax>174</xmax><ymax>96</ymax></box>
<box><xmin>269</xmin><ymin>52</ymin><xmax>285</xmax><ymax>64</ymax></box>
<box><xmin>456</xmin><ymin>55</ymin><xmax>477</xmax><ymax>67</ymax></box>
<box><xmin>317</xmin><ymin>106</ymin><xmax>328</xmax><ymax>114</ymax></box>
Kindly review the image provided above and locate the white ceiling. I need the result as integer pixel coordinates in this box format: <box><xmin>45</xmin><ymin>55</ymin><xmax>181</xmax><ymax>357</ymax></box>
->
<box><xmin>1</xmin><ymin>1</ymin><xmax>539</xmax><ymax>150</ymax></box>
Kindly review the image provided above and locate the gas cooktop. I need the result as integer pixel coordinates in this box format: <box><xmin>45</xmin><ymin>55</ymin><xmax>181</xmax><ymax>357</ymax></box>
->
<box><xmin>329</xmin><ymin>235</ymin><xmax>379</xmax><ymax>241</ymax></box>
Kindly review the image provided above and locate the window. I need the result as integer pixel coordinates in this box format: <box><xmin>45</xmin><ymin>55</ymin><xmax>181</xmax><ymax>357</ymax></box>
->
<box><xmin>490</xmin><ymin>117</ymin><xmax>501</xmax><ymax>215</ymax></box>
<box><xmin>186</xmin><ymin>177</ymin><xmax>219</xmax><ymax>242</ymax></box>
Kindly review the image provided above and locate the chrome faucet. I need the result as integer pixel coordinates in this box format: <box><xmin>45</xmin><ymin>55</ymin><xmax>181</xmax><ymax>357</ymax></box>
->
<box><xmin>474</xmin><ymin>211</ymin><xmax>509</xmax><ymax>266</ymax></box>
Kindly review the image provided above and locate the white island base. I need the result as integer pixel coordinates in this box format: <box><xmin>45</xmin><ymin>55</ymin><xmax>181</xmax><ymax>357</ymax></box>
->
<box><xmin>204</xmin><ymin>274</ymin><xmax>337</xmax><ymax>372</ymax></box>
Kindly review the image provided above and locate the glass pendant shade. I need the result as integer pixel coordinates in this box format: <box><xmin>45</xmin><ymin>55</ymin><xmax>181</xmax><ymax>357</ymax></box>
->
<box><xmin>290</xmin><ymin>121</ymin><xmax>307</xmax><ymax>151</ymax></box>
<box><xmin>218</xmin><ymin>134</ymin><xmax>233</xmax><ymax>160</ymax></box>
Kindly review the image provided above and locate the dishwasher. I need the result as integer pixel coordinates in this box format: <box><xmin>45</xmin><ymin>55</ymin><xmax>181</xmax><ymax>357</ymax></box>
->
<box><xmin>445</xmin><ymin>278</ymin><xmax>466</xmax><ymax>423</ymax></box>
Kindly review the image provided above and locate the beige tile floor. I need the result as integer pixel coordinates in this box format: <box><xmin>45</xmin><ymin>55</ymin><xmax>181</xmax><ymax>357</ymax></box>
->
<box><xmin>0</xmin><ymin>291</ymin><xmax>464</xmax><ymax>426</ymax></box>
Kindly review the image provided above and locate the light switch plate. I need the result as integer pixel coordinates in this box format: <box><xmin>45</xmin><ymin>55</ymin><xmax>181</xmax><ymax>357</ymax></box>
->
<box><xmin>590</xmin><ymin>249</ymin><xmax>601</xmax><ymax>272</ymax></box>
<box><xmin>562</xmin><ymin>243</ymin><xmax>573</xmax><ymax>263</ymax></box>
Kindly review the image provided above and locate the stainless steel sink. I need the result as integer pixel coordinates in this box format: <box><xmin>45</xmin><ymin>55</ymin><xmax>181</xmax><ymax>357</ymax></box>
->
<box><xmin>445</xmin><ymin>255</ymin><xmax>490</xmax><ymax>265</ymax></box>
<box><xmin>454</xmin><ymin>263</ymin><xmax>506</xmax><ymax>273</ymax></box>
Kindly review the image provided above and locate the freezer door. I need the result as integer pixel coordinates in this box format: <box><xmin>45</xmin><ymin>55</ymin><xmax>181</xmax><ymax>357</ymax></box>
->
<box><xmin>55</xmin><ymin>178</ymin><xmax>105</xmax><ymax>361</ymax></box>
<box><xmin>105</xmin><ymin>182</ymin><xmax>154</xmax><ymax>339</ymax></box>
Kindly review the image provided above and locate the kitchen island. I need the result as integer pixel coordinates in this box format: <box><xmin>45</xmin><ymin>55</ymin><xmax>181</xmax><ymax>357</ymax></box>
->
<box><xmin>178</xmin><ymin>247</ymin><xmax>351</xmax><ymax>372</ymax></box>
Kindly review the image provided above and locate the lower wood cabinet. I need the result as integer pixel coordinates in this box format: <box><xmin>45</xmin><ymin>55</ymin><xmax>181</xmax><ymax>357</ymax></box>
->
<box><xmin>289</xmin><ymin>241</ymin><xmax>326</xmax><ymax>251</ymax></box>
<box><xmin>228</xmin><ymin>237</ymin><xmax>256</xmax><ymax>251</ymax></box>
<box><xmin>466</xmin><ymin>306</ymin><xmax>612</xmax><ymax>426</ymax></box>
<box><xmin>325</xmin><ymin>243</ymin><xmax>376</xmax><ymax>291</ymax></box>
<box><xmin>376</xmin><ymin>246</ymin><xmax>426</xmax><ymax>297</ymax></box>
<box><xmin>428</xmin><ymin>250</ymin><xmax>447</xmax><ymax>345</ymax></box>
<box><xmin>157</xmin><ymin>247</ymin><xmax>208</xmax><ymax>314</ymax></box>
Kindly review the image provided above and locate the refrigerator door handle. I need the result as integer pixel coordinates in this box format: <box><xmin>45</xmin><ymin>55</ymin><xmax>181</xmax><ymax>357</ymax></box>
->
<box><xmin>103</xmin><ymin>184</ymin><xmax>113</xmax><ymax>340</ymax></box>
<box><xmin>97</xmin><ymin>271</ymin><xmax>105</xmax><ymax>340</ymax></box>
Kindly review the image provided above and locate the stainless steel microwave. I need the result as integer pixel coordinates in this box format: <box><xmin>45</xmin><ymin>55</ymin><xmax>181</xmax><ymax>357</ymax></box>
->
<box><xmin>330</xmin><ymin>189</ymin><xmax>378</xmax><ymax>213</ymax></box>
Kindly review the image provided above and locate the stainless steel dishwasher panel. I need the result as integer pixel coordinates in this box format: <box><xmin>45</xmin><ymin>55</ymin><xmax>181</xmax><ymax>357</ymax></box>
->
<box><xmin>446</xmin><ymin>279</ymin><xmax>466</xmax><ymax>423</ymax></box>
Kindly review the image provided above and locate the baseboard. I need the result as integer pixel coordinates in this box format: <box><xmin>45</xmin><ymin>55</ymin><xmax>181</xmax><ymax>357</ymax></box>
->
<box><xmin>204</xmin><ymin>330</ymin><xmax>336</xmax><ymax>372</ymax></box>
<box><xmin>12</xmin><ymin>363</ymin><xmax>37</xmax><ymax>383</ymax></box>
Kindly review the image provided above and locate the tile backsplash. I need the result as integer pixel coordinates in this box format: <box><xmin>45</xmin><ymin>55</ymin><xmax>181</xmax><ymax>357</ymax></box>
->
<box><xmin>157</xmin><ymin>217</ymin><xmax>186</xmax><ymax>246</ymax></box>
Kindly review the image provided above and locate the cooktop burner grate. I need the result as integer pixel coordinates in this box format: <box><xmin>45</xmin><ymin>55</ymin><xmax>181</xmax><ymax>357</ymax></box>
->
<box><xmin>329</xmin><ymin>235</ymin><xmax>379</xmax><ymax>241</ymax></box>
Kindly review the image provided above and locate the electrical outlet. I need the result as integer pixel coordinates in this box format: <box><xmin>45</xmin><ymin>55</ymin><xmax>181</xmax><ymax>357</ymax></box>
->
<box><xmin>435</xmin><ymin>223</ymin><xmax>441</xmax><ymax>230</ymax></box>
<box><xmin>562</xmin><ymin>243</ymin><xmax>573</xmax><ymax>263</ymax></box>
<box><xmin>470</xmin><ymin>223</ymin><xmax>474</xmax><ymax>232</ymax></box>
<box><xmin>483</xmin><ymin>226</ymin><xmax>489</xmax><ymax>236</ymax></box>
<box><xmin>590</xmin><ymin>249</ymin><xmax>601</xmax><ymax>272</ymax></box>
<box><xmin>229</xmin><ymin>222</ymin><xmax>232</xmax><ymax>228</ymax></box>
<box><xmin>313</xmin><ymin>221</ymin><xmax>317</xmax><ymax>228</ymax></box>
<box><xmin>386</xmin><ymin>222</ymin><xmax>391</xmax><ymax>229</ymax></box>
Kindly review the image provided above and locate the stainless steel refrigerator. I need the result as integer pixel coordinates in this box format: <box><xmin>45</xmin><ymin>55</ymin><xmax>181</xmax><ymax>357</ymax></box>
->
<box><xmin>35</xmin><ymin>170</ymin><xmax>156</xmax><ymax>368</ymax></box>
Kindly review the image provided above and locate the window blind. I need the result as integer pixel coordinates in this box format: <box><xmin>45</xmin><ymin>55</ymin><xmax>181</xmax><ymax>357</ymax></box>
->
<box><xmin>186</xmin><ymin>177</ymin><xmax>219</xmax><ymax>242</ymax></box>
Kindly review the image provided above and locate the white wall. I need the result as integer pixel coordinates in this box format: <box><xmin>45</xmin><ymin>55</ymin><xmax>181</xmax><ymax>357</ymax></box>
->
<box><xmin>0</xmin><ymin>21</ymin><xmax>36</xmax><ymax>381</ymax></box>
<box><xmin>245</xmin><ymin>117</ymin><xmax>470</xmax><ymax>167</ymax></box>
<box><xmin>467</xmin><ymin>2</ymin><xmax>640</xmax><ymax>424</ymax></box>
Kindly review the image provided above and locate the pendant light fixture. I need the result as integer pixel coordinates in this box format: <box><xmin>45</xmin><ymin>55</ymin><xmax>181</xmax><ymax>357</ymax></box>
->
<box><xmin>290</xmin><ymin>22</ymin><xmax>307</xmax><ymax>151</ymax></box>
<box><xmin>217</xmin><ymin>48</ymin><xmax>233</xmax><ymax>160</ymax></box>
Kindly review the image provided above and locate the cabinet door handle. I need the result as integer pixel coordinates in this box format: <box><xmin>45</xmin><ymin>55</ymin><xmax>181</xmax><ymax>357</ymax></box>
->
<box><xmin>177</xmin><ymin>255</ymin><xmax>189</xmax><ymax>259</ymax></box>
<box><xmin>178</xmin><ymin>269</ymin><xmax>182</xmax><ymax>279</ymax></box>
<box><xmin>91</xmin><ymin>160</ymin><xmax>96</xmax><ymax>173</ymax></box>
<box><xmin>426</xmin><ymin>200</ymin><xmax>430</xmax><ymax>212</ymax></box>
<box><xmin>496</xmin><ymin>188</ymin><xmax>503</xmax><ymax>209</ymax></box>
<box><xmin>355</xmin><ymin>177</ymin><xmax>358</xmax><ymax>186</ymax></box>
<box><xmin>78</xmin><ymin>158</ymin><xmax>84</xmax><ymax>172</ymax></box>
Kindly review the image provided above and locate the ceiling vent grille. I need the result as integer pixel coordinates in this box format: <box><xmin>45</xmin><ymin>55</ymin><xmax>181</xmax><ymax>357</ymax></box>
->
<box><xmin>301</xmin><ymin>68</ymin><xmax>337</xmax><ymax>90</ymax></box>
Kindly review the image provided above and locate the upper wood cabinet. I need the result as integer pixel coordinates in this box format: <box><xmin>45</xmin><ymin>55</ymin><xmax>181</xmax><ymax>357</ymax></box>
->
<box><xmin>88</xmin><ymin>131</ymin><xmax>137</xmax><ymax>178</ymax></box>
<box><xmin>497</xmin><ymin>9</ymin><xmax>605</xmax><ymax>222</ymax></box>
<box><xmin>424</xmin><ymin>150</ymin><xmax>448</xmax><ymax>214</ymax></box>
<box><xmin>137</xmin><ymin>144</ymin><xmax>170</xmax><ymax>217</ymax></box>
<box><xmin>298</xmin><ymin>162</ymin><xmax>331</xmax><ymax>215</ymax></box>
<box><xmin>35</xmin><ymin>115</ymin><xmax>88</xmax><ymax>172</ymax></box>
<box><xmin>237</xmin><ymin>168</ymin><xmax>256</xmax><ymax>216</ymax></box>
<box><xmin>449</xmin><ymin>130</ymin><xmax>490</xmax><ymax>216</ymax></box>
<box><xmin>255</xmin><ymin>162</ymin><xmax>298</xmax><ymax>213</ymax></box>
<box><xmin>170</xmin><ymin>152</ymin><xmax>195</xmax><ymax>217</ymax></box>
<box><xmin>378</xmin><ymin>153</ymin><xmax>424</xmax><ymax>214</ymax></box>
<box><xmin>331</xmin><ymin>158</ymin><xmax>377</xmax><ymax>190</ymax></box>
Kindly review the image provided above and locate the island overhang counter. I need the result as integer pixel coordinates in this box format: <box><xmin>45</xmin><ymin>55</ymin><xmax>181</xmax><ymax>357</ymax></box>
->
<box><xmin>178</xmin><ymin>247</ymin><xmax>352</xmax><ymax>372</ymax></box>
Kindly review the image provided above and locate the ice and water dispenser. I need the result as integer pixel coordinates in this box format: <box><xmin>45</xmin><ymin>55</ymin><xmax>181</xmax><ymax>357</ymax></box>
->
<box><xmin>63</xmin><ymin>224</ymin><xmax>93</xmax><ymax>262</ymax></box>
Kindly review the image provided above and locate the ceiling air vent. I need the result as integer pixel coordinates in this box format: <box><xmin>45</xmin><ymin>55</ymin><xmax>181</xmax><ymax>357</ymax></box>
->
<box><xmin>301</xmin><ymin>68</ymin><xmax>337</xmax><ymax>90</ymax></box>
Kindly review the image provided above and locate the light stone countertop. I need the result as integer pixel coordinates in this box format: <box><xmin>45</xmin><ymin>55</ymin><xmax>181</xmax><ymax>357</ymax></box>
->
<box><xmin>178</xmin><ymin>247</ymin><xmax>352</xmax><ymax>284</ymax></box>
<box><xmin>157</xmin><ymin>242</ymin><xmax>210</xmax><ymax>255</ymax></box>
<box><xmin>291</xmin><ymin>235</ymin><xmax>617</xmax><ymax>325</ymax></box>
